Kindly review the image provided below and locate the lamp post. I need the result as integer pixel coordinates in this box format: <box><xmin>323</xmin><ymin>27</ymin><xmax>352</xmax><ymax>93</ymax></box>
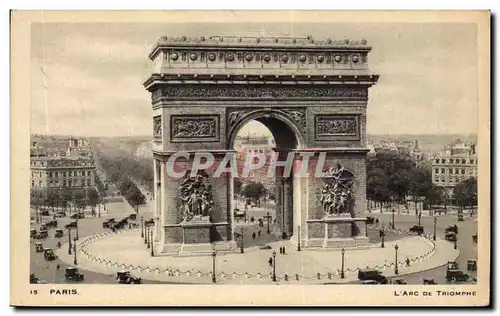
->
<box><xmin>297</xmin><ymin>225</ymin><xmax>301</xmax><ymax>252</ymax></box>
<box><xmin>73</xmin><ymin>237</ymin><xmax>78</xmax><ymax>265</ymax></box>
<box><xmin>340</xmin><ymin>248</ymin><xmax>345</xmax><ymax>279</ymax></box>
<box><xmin>266</xmin><ymin>212</ymin><xmax>271</xmax><ymax>234</ymax></box>
<box><xmin>394</xmin><ymin>244</ymin><xmax>399</xmax><ymax>275</ymax></box>
<box><xmin>75</xmin><ymin>219</ymin><xmax>79</xmax><ymax>240</ymax></box>
<box><xmin>433</xmin><ymin>216</ymin><xmax>437</xmax><ymax>241</ymax></box>
<box><xmin>272</xmin><ymin>251</ymin><xmax>277</xmax><ymax>282</ymax></box>
<box><xmin>68</xmin><ymin>228</ymin><xmax>72</xmax><ymax>255</ymax></box>
<box><xmin>418</xmin><ymin>212</ymin><xmax>422</xmax><ymax>227</ymax></box>
<box><xmin>212</xmin><ymin>250</ymin><xmax>217</xmax><ymax>284</ymax></box>
<box><xmin>381</xmin><ymin>229</ymin><xmax>385</xmax><ymax>248</ymax></box>
<box><xmin>146</xmin><ymin>226</ymin><xmax>150</xmax><ymax>248</ymax></box>
<box><xmin>391</xmin><ymin>208</ymin><xmax>395</xmax><ymax>229</ymax></box>
<box><xmin>454</xmin><ymin>238</ymin><xmax>458</xmax><ymax>250</ymax></box>
<box><xmin>240</xmin><ymin>228</ymin><xmax>244</xmax><ymax>254</ymax></box>
<box><xmin>141</xmin><ymin>216</ymin><xmax>144</xmax><ymax>238</ymax></box>
<box><xmin>150</xmin><ymin>229</ymin><xmax>154</xmax><ymax>256</ymax></box>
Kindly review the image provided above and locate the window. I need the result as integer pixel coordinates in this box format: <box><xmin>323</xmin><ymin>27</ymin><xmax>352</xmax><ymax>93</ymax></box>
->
<box><xmin>470</xmin><ymin>159</ymin><xmax>474</xmax><ymax>164</ymax></box>
<box><xmin>449</xmin><ymin>168</ymin><xmax>453</xmax><ymax>174</ymax></box>
<box><xmin>55</xmin><ymin>171</ymin><xmax>58</xmax><ymax>177</ymax></box>
<box><xmin>462</xmin><ymin>169</ymin><xmax>465</xmax><ymax>174</ymax></box>
<box><xmin>441</xmin><ymin>168</ymin><xmax>445</xmax><ymax>173</ymax></box>
<box><xmin>434</xmin><ymin>168</ymin><xmax>439</xmax><ymax>174</ymax></box>
<box><xmin>435</xmin><ymin>159</ymin><xmax>439</xmax><ymax>164</ymax></box>
<box><xmin>455</xmin><ymin>159</ymin><xmax>459</xmax><ymax>164</ymax></box>
<box><xmin>49</xmin><ymin>172</ymin><xmax>52</xmax><ymax>178</ymax></box>
<box><xmin>462</xmin><ymin>159</ymin><xmax>466</xmax><ymax>164</ymax></box>
<box><xmin>31</xmin><ymin>180</ymin><xmax>34</xmax><ymax>187</ymax></box>
<box><xmin>441</xmin><ymin>159</ymin><xmax>446</xmax><ymax>164</ymax></box>
<box><xmin>38</xmin><ymin>181</ymin><xmax>42</xmax><ymax>186</ymax></box>
<box><xmin>63</xmin><ymin>171</ymin><xmax>66</xmax><ymax>177</ymax></box>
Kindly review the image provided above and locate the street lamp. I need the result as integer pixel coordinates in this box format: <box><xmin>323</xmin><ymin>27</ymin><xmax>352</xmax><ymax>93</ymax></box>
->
<box><xmin>141</xmin><ymin>216</ymin><xmax>144</xmax><ymax>238</ymax></box>
<box><xmin>454</xmin><ymin>238</ymin><xmax>458</xmax><ymax>250</ymax></box>
<box><xmin>381</xmin><ymin>230</ymin><xmax>385</xmax><ymax>248</ymax></box>
<box><xmin>391</xmin><ymin>208</ymin><xmax>396</xmax><ymax>229</ymax></box>
<box><xmin>75</xmin><ymin>219</ymin><xmax>79</xmax><ymax>240</ymax></box>
<box><xmin>68</xmin><ymin>228</ymin><xmax>72</xmax><ymax>255</ymax></box>
<box><xmin>266</xmin><ymin>212</ymin><xmax>271</xmax><ymax>234</ymax></box>
<box><xmin>150</xmin><ymin>229</ymin><xmax>154</xmax><ymax>256</ymax></box>
<box><xmin>212</xmin><ymin>250</ymin><xmax>217</xmax><ymax>284</ymax></box>
<box><xmin>297</xmin><ymin>225</ymin><xmax>301</xmax><ymax>252</ymax></box>
<box><xmin>340</xmin><ymin>248</ymin><xmax>345</xmax><ymax>279</ymax></box>
<box><xmin>394</xmin><ymin>244</ymin><xmax>399</xmax><ymax>275</ymax></box>
<box><xmin>73</xmin><ymin>237</ymin><xmax>78</xmax><ymax>265</ymax></box>
<box><xmin>272</xmin><ymin>251</ymin><xmax>277</xmax><ymax>282</ymax></box>
<box><xmin>146</xmin><ymin>225</ymin><xmax>150</xmax><ymax>248</ymax></box>
<box><xmin>240</xmin><ymin>228</ymin><xmax>244</xmax><ymax>253</ymax></box>
<box><xmin>433</xmin><ymin>216</ymin><xmax>437</xmax><ymax>241</ymax></box>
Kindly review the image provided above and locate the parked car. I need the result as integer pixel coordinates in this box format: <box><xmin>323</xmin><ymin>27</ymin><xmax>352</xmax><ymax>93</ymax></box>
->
<box><xmin>35</xmin><ymin>242</ymin><xmax>44</xmax><ymax>252</ymax></box>
<box><xmin>34</xmin><ymin>230</ymin><xmax>48</xmax><ymax>239</ymax></box>
<box><xmin>46</xmin><ymin>220</ymin><xmax>58</xmax><ymax>228</ymax></box>
<box><xmin>472</xmin><ymin>233</ymin><xmax>478</xmax><ymax>243</ymax></box>
<box><xmin>116</xmin><ymin>270</ymin><xmax>141</xmax><ymax>284</ymax></box>
<box><xmin>445</xmin><ymin>225</ymin><xmax>458</xmax><ymax>234</ymax></box>
<box><xmin>70</xmin><ymin>213</ymin><xmax>84</xmax><ymax>219</ymax></box>
<box><xmin>423</xmin><ymin>278</ymin><xmax>437</xmax><ymax>285</ymax></box>
<box><xmin>43</xmin><ymin>248</ymin><xmax>57</xmax><ymax>261</ymax></box>
<box><xmin>447</xmin><ymin>261</ymin><xmax>459</xmax><ymax>270</ymax></box>
<box><xmin>458</xmin><ymin>214</ymin><xmax>464</xmax><ymax>222</ymax></box>
<box><xmin>103</xmin><ymin>219</ymin><xmax>115</xmax><ymax>228</ymax></box>
<box><xmin>445</xmin><ymin>232</ymin><xmax>457</xmax><ymax>242</ymax></box>
<box><xmin>65</xmin><ymin>267</ymin><xmax>84</xmax><ymax>282</ymax></box>
<box><xmin>30</xmin><ymin>229</ymin><xmax>37</xmax><ymax>238</ymax></box>
<box><xmin>64</xmin><ymin>221</ymin><xmax>78</xmax><ymax>229</ymax></box>
<box><xmin>357</xmin><ymin>269</ymin><xmax>388</xmax><ymax>284</ymax></box>
<box><xmin>30</xmin><ymin>273</ymin><xmax>46</xmax><ymax>284</ymax></box>
<box><xmin>55</xmin><ymin>211</ymin><xmax>66</xmax><ymax>218</ymax></box>
<box><xmin>259</xmin><ymin>245</ymin><xmax>272</xmax><ymax>250</ymax></box>
<box><xmin>409</xmin><ymin>225</ymin><xmax>424</xmax><ymax>235</ymax></box>
<box><xmin>40</xmin><ymin>210</ymin><xmax>50</xmax><ymax>216</ymax></box>
<box><xmin>39</xmin><ymin>224</ymin><xmax>48</xmax><ymax>231</ymax></box>
<box><xmin>54</xmin><ymin>229</ymin><xmax>64</xmax><ymax>238</ymax></box>
<box><xmin>128</xmin><ymin>214</ymin><xmax>137</xmax><ymax>220</ymax></box>
<box><xmin>446</xmin><ymin>269</ymin><xmax>470</xmax><ymax>283</ymax></box>
<box><xmin>392</xmin><ymin>278</ymin><xmax>407</xmax><ymax>284</ymax></box>
<box><xmin>467</xmin><ymin>259</ymin><xmax>477</xmax><ymax>271</ymax></box>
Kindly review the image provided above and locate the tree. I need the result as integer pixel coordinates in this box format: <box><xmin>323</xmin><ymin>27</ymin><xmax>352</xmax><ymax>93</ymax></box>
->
<box><xmin>233</xmin><ymin>178</ymin><xmax>243</xmax><ymax>196</ymax></box>
<box><xmin>388</xmin><ymin>169</ymin><xmax>411</xmax><ymax>203</ymax></box>
<box><xmin>366</xmin><ymin>168</ymin><xmax>390</xmax><ymax>210</ymax></box>
<box><xmin>241</xmin><ymin>181</ymin><xmax>267</xmax><ymax>202</ymax></box>
<box><xmin>455</xmin><ymin>177</ymin><xmax>477</xmax><ymax>210</ymax></box>
<box><xmin>87</xmin><ymin>188</ymin><xmax>100</xmax><ymax>208</ymax></box>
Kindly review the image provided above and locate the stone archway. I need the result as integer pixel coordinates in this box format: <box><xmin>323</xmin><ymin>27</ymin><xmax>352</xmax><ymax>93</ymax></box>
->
<box><xmin>144</xmin><ymin>35</ymin><xmax>379</xmax><ymax>255</ymax></box>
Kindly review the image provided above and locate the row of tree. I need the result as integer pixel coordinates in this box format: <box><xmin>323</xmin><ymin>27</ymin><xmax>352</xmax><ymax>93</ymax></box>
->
<box><xmin>367</xmin><ymin>152</ymin><xmax>478</xmax><ymax>210</ymax></box>
<box><xmin>30</xmin><ymin>187</ymin><xmax>100</xmax><ymax>213</ymax></box>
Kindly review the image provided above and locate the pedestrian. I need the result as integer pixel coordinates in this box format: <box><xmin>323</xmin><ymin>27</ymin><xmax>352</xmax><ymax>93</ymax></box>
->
<box><xmin>283</xmin><ymin>246</ymin><xmax>286</xmax><ymax>254</ymax></box>
<box><xmin>279</xmin><ymin>246</ymin><xmax>283</xmax><ymax>254</ymax></box>
<box><xmin>252</xmin><ymin>232</ymin><xmax>256</xmax><ymax>240</ymax></box>
<box><xmin>406</xmin><ymin>258</ymin><xmax>410</xmax><ymax>267</ymax></box>
<box><xmin>56</xmin><ymin>264</ymin><xmax>60</xmax><ymax>270</ymax></box>
<box><xmin>258</xmin><ymin>231</ymin><xmax>261</xmax><ymax>237</ymax></box>
<box><xmin>128</xmin><ymin>223</ymin><xmax>131</xmax><ymax>229</ymax></box>
<box><xmin>268</xmin><ymin>257</ymin><xmax>273</xmax><ymax>267</ymax></box>
<box><xmin>56</xmin><ymin>241</ymin><xmax>61</xmax><ymax>249</ymax></box>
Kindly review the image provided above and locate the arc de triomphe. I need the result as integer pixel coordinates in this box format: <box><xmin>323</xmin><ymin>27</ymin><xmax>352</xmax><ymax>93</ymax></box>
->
<box><xmin>144</xmin><ymin>35</ymin><xmax>379</xmax><ymax>255</ymax></box>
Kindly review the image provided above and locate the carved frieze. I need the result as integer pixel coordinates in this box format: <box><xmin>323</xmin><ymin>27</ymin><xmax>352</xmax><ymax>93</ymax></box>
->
<box><xmin>320</xmin><ymin>164</ymin><xmax>355</xmax><ymax>217</ymax></box>
<box><xmin>152</xmin><ymin>85</ymin><xmax>368</xmax><ymax>102</ymax></box>
<box><xmin>178</xmin><ymin>170</ymin><xmax>214</xmax><ymax>222</ymax></box>
<box><xmin>227</xmin><ymin>108</ymin><xmax>254</xmax><ymax>131</ymax></box>
<box><xmin>170</xmin><ymin>115</ymin><xmax>219</xmax><ymax>142</ymax></box>
<box><xmin>153</xmin><ymin>115</ymin><xmax>162</xmax><ymax>140</ymax></box>
<box><xmin>279</xmin><ymin>108</ymin><xmax>306</xmax><ymax>130</ymax></box>
<box><xmin>315</xmin><ymin>115</ymin><xmax>360</xmax><ymax>140</ymax></box>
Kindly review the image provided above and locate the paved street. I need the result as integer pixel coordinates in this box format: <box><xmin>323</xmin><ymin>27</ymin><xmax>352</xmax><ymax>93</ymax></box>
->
<box><xmin>30</xmin><ymin>200</ymin><xmax>162</xmax><ymax>284</ymax></box>
<box><xmin>361</xmin><ymin>211</ymin><xmax>478</xmax><ymax>284</ymax></box>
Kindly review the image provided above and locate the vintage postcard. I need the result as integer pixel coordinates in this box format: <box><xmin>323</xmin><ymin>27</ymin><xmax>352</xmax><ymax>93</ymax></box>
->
<box><xmin>10</xmin><ymin>11</ymin><xmax>490</xmax><ymax>306</ymax></box>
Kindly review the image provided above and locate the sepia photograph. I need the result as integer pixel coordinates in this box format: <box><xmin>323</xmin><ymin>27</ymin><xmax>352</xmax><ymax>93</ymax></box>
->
<box><xmin>10</xmin><ymin>10</ymin><xmax>490</xmax><ymax>306</ymax></box>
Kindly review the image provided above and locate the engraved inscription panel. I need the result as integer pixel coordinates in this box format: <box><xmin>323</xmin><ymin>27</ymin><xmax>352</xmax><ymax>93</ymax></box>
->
<box><xmin>171</xmin><ymin>115</ymin><xmax>219</xmax><ymax>142</ymax></box>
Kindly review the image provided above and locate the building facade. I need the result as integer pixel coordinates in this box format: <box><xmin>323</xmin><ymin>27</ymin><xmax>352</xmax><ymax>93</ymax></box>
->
<box><xmin>431</xmin><ymin>140</ymin><xmax>477</xmax><ymax>203</ymax></box>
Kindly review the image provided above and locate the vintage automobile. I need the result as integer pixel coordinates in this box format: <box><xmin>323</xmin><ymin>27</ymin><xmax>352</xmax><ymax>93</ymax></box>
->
<box><xmin>40</xmin><ymin>210</ymin><xmax>50</xmax><ymax>216</ymax></box>
<box><xmin>54</xmin><ymin>229</ymin><xmax>64</xmax><ymax>238</ymax></box>
<box><xmin>39</xmin><ymin>224</ymin><xmax>48</xmax><ymax>231</ymax></box>
<box><xmin>30</xmin><ymin>228</ymin><xmax>37</xmax><ymax>238</ymax></box>
<box><xmin>259</xmin><ymin>244</ymin><xmax>272</xmax><ymax>250</ymax></box>
<box><xmin>458</xmin><ymin>214</ymin><xmax>464</xmax><ymax>222</ymax></box>
<box><xmin>445</xmin><ymin>232</ymin><xmax>457</xmax><ymax>242</ymax></box>
<box><xmin>102</xmin><ymin>219</ymin><xmax>116</xmax><ymax>228</ymax></box>
<box><xmin>64</xmin><ymin>221</ymin><xmax>78</xmax><ymax>229</ymax></box>
<box><xmin>366</xmin><ymin>216</ymin><xmax>375</xmax><ymax>225</ymax></box>
<box><xmin>233</xmin><ymin>209</ymin><xmax>246</xmax><ymax>218</ymax></box>
<box><xmin>30</xmin><ymin>273</ymin><xmax>46</xmax><ymax>284</ymax></box>
<box><xmin>446</xmin><ymin>269</ymin><xmax>470</xmax><ymax>283</ymax></box>
<box><xmin>65</xmin><ymin>267</ymin><xmax>85</xmax><ymax>281</ymax></box>
<box><xmin>35</xmin><ymin>242</ymin><xmax>44</xmax><ymax>252</ymax></box>
<box><xmin>116</xmin><ymin>270</ymin><xmax>142</xmax><ymax>284</ymax></box>
<box><xmin>423</xmin><ymin>278</ymin><xmax>437</xmax><ymax>285</ymax></box>
<box><xmin>55</xmin><ymin>211</ymin><xmax>66</xmax><ymax>218</ymax></box>
<box><xmin>392</xmin><ymin>278</ymin><xmax>407</xmax><ymax>285</ymax></box>
<box><xmin>34</xmin><ymin>230</ymin><xmax>48</xmax><ymax>239</ymax></box>
<box><xmin>70</xmin><ymin>213</ymin><xmax>85</xmax><ymax>219</ymax></box>
<box><xmin>46</xmin><ymin>220</ymin><xmax>58</xmax><ymax>228</ymax></box>
<box><xmin>467</xmin><ymin>259</ymin><xmax>477</xmax><ymax>271</ymax></box>
<box><xmin>43</xmin><ymin>248</ymin><xmax>57</xmax><ymax>260</ymax></box>
<box><xmin>472</xmin><ymin>233</ymin><xmax>478</xmax><ymax>243</ymax></box>
<box><xmin>447</xmin><ymin>261</ymin><xmax>459</xmax><ymax>270</ymax></box>
<box><xmin>357</xmin><ymin>269</ymin><xmax>388</xmax><ymax>284</ymax></box>
<box><xmin>445</xmin><ymin>225</ymin><xmax>459</xmax><ymax>234</ymax></box>
<box><xmin>128</xmin><ymin>214</ymin><xmax>137</xmax><ymax>220</ymax></box>
<box><xmin>409</xmin><ymin>225</ymin><xmax>424</xmax><ymax>235</ymax></box>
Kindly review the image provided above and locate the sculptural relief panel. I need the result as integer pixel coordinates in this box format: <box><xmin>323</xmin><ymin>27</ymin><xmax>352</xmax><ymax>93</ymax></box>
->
<box><xmin>314</xmin><ymin>115</ymin><xmax>360</xmax><ymax>141</ymax></box>
<box><xmin>170</xmin><ymin>115</ymin><xmax>220</xmax><ymax>142</ymax></box>
<box><xmin>153</xmin><ymin>115</ymin><xmax>162</xmax><ymax>141</ymax></box>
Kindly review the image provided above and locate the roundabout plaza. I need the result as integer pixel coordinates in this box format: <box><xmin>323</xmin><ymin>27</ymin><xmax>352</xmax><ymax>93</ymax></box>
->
<box><xmin>55</xmin><ymin>219</ymin><xmax>458</xmax><ymax>285</ymax></box>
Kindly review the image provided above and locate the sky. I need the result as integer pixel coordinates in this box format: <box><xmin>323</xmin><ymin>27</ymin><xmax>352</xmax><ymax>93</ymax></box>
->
<box><xmin>30</xmin><ymin>22</ymin><xmax>478</xmax><ymax>137</ymax></box>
